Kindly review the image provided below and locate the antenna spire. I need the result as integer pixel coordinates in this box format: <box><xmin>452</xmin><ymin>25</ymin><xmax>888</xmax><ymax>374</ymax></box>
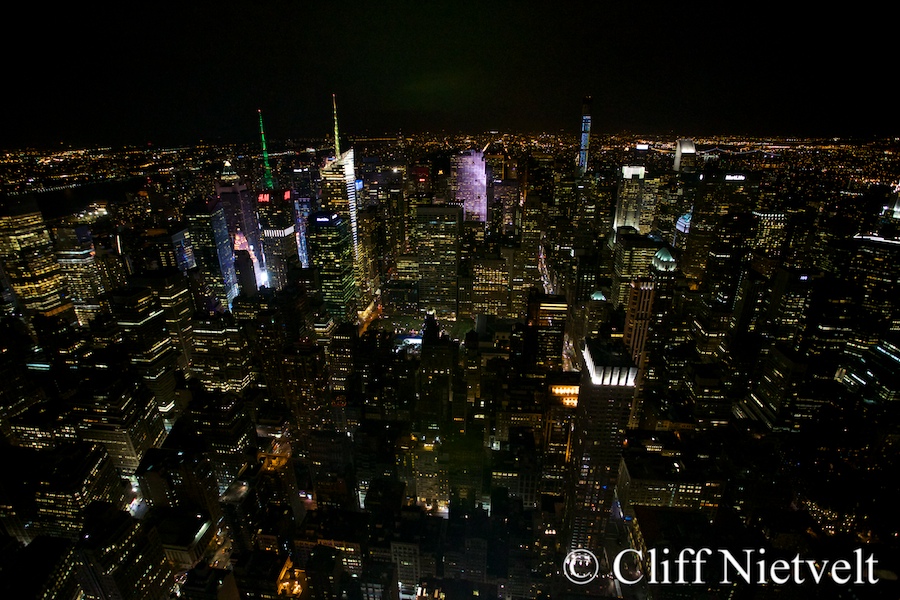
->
<box><xmin>332</xmin><ymin>94</ymin><xmax>341</xmax><ymax>158</ymax></box>
<box><xmin>258</xmin><ymin>109</ymin><xmax>275</xmax><ymax>190</ymax></box>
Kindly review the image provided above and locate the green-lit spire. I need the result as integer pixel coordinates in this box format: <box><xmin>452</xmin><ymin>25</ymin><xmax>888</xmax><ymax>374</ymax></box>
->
<box><xmin>332</xmin><ymin>93</ymin><xmax>341</xmax><ymax>158</ymax></box>
<box><xmin>258</xmin><ymin>109</ymin><xmax>275</xmax><ymax>190</ymax></box>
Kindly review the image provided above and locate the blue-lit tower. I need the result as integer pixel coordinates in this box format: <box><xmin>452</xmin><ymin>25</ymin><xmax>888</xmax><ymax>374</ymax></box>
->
<box><xmin>577</xmin><ymin>96</ymin><xmax>592</xmax><ymax>175</ymax></box>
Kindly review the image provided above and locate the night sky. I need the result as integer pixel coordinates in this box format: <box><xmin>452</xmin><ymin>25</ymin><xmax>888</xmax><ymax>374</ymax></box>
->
<box><xmin>3</xmin><ymin>1</ymin><xmax>894</xmax><ymax>148</ymax></box>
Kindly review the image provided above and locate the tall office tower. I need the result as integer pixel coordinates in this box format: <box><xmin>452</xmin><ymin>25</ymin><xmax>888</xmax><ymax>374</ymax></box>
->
<box><xmin>416</xmin><ymin>206</ymin><xmax>461</xmax><ymax>319</ymax></box>
<box><xmin>214</xmin><ymin>172</ymin><xmax>265</xmax><ymax>285</ymax></box>
<box><xmin>802</xmin><ymin>277</ymin><xmax>863</xmax><ymax>379</ymax></box>
<box><xmin>191</xmin><ymin>312</ymin><xmax>254</xmax><ymax>396</ymax></box>
<box><xmin>623</xmin><ymin>278</ymin><xmax>654</xmax><ymax>368</ymax></box>
<box><xmin>451</xmin><ymin>149</ymin><xmax>488</xmax><ymax>222</ymax></box>
<box><xmin>685</xmin><ymin>362</ymin><xmax>729</xmax><ymax>428</ymax></box>
<box><xmin>673</xmin><ymin>138</ymin><xmax>697</xmax><ymax>173</ymax></box>
<box><xmin>840</xmin><ymin>335</ymin><xmax>900</xmax><ymax>404</ymax></box>
<box><xmin>186</xmin><ymin>197</ymin><xmax>239</xmax><ymax>310</ymax></box>
<box><xmin>54</xmin><ymin>225</ymin><xmax>108</xmax><ymax>326</ymax></box>
<box><xmin>567</xmin><ymin>339</ymin><xmax>637</xmax><ymax>552</ymax></box>
<box><xmin>742</xmin><ymin>345</ymin><xmax>807</xmax><ymax>431</ymax></box>
<box><xmin>185</xmin><ymin>390</ymin><xmax>256</xmax><ymax>493</ymax></box>
<box><xmin>308</xmin><ymin>211</ymin><xmax>357</xmax><ymax>323</ymax></box>
<box><xmin>296</xmin><ymin>195</ymin><xmax>313</xmax><ymax>269</ymax></box>
<box><xmin>329</xmin><ymin>321</ymin><xmax>357</xmax><ymax>396</ymax></box>
<box><xmin>512</xmin><ymin>191</ymin><xmax>544</xmax><ymax>318</ymax></box>
<box><xmin>611</xmin><ymin>228</ymin><xmax>664</xmax><ymax>308</ymax></box>
<box><xmin>281</xmin><ymin>340</ymin><xmax>327</xmax><ymax>435</ymax></box>
<box><xmin>577</xmin><ymin>96</ymin><xmax>592</xmax><ymax>175</ymax></box>
<box><xmin>0</xmin><ymin>198</ymin><xmax>73</xmax><ymax>319</ymax></box>
<box><xmin>640</xmin><ymin>247</ymin><xmax>678</xmax><ymax>390</ymax></box>
<box><xmin>131</xmin><ymin>270</ymin><xmax>195</xmax><ymax>372</ymax></box>
<box><xmin>752</xmin><ymin>210</ymin><xmax>788</xmax><ymax>260</ymax></box>
<box><xmin>493</xmin><ymin>178</ymin><xmax>521</xmax><ymax>236</ymax></box>
<box><xmin>75</xmin><ymin>503</ymin><xmax>173</xmax><ymax>600</ymax></box>
<box><xmin>109</xmin><ymin>286</ymin><xmax>178</xmax><ymax>415</ymax></box>
<box><xmin>30</xmin><ymin>442</ymin><xmax>129</xmax><ymax>539</ymax></box>
<box><xmin>692</xmin><ymin>212</ymin><xmax>754</xmax><ymax>360</ymax></box>
<box><xmin>71</xmin><ymin>371</ymin><xmax>166</xmax><ymax>474</ymax></box>
<box><xmin>682</xmin><ymin>171</ymin><xmax>759</xmax><ymax>283</ymax></box>
<box><xmin>140</xmin><ymin>226</ymin><xmax>195</xmax><ymax>274</ymax></box>
<box><xmin>136</xmin><ymin>447</ymin><xmax>223</xmax><ymax>522</ymax></box>
<box><xmin>543</xmin><ymin>374</ymin><xmax>580</xmax><ymax>495</ymax></box>
<box><xmin>847</xmin><ymin>233</ymin><xmax>900</xmax><ymax>328</ymax></box>
<box><xmin>527</xmin><ymin>291</ymin><xmax>568</xmax><ymax>371</ymax></box>
<box><xmin>357</xmin><ymin>204</ymin><xmax>380</xmax><ymax>306</ymax></box>
<box><xmin>763</xmin><ymin>266</ymin><xmax>818</xmax><ymax>349</ymax></box>
<box><xmin>322</xmin><ymin>149</ymin><xmax>369</xmax><ymax>304</ymax></box>
<box><xmin>471</xmin><ymin>257</ymin><xmax>510</xmax><ymax>318</ymax></box>
<box><xmin>257</xmin><ymin>189</ymin><xmax>300</xmax><ymax>290</ymax></box>
<box><xmin>613</xmin><ymin>165</ymin><xmax>659</xmax><ymax>235</ymax></box>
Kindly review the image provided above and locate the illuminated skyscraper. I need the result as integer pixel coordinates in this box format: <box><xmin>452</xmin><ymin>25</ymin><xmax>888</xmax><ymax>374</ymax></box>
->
<box><xmin>567</xmin><ymin>339</ymin><xmax>636</xmax><ymax>552</ymax></box>
<box><xmin>322</xmin><ymin>149</ymin><xmax>368</xmax><ymax>304</ymax></box>
<box><xmin>55</xmin><ymin>225</ymin><xmax>108</xmax><ymax>326</ymax></box>
<box><xmin>416</xmin><ymin>205</ymin><xmax>461</xmax><ymax>319</ymax></box>
<box><xmin>70</xmin><ymin>371</ymin><xmax>166</xmax><ymax>474</ymax></box>
<box><xmin>451</xmin><ymin>149</ymin><xmax>487</xmax><ymax>223</ymax></box>
<box><xmin>109</xmin><ymin>286</ymin><xmax>178</xmax><ymax>416</ymax></box>
<box><xmin>527</xmin><ymin>291</ymin><xmax>568</xmax><ymax>371</ymax></box>
<box><xmin>75</xmin><ymin>502</ymin><xmax>174</xmax><ymax>600</ymax></box>
<box><xmin>613</xmin><ymin>165</ymin><xmax>659</xmax><ymax>235</ymax></box>
<box><xmin>257</xmin><ymin>189</ymin><xmax>300</xmax><ymax>290</ymax></box>
<box><xmin>131</xmin><ymin>270</ymin><xmax>194</xmax><ymax>372</ymax></box>
<box><xmin>191</xmin><ymin>312</ymin><xmax>255</xmax><ymax>396</ymax></box>
<box><xmin>214</xmin><ymin>170</ymin><xmax>265</xmax><ymax>286</ymax></box>
<box><xmin>577</xmin><ymin>96</ymin><xmax>592</xmax><ymax>175</ymax></box>
<box><xmin>0</xmin><ymin>198</ymin><xmax>73</xmax><ymax>320</ymax></box>
<box><xmin>308</xmin><ymin>211</ymin><xmax>357</xmax><ymax>324</ymax></box>
<box><xmin>186</xmin><ymin>197</ymin><xmax>239</xmax><ymax>310</ymax></box>
<box><xmin>673</xmin><ymin>138</ymin><xmax>697</xmax><ymax>172</ymax></box>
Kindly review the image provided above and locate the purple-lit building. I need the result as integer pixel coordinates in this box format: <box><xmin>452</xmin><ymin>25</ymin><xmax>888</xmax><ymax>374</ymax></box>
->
<box><xmin>451</xmin><ymin>149</ymin><xmax>487</xmax><ymax>223</ymax></box>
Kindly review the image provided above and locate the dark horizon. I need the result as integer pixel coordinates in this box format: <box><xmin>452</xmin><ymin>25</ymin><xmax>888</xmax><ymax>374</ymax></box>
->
<box><xmin>2</xmin><ymin>2</ymin><xmax>894</xmax><ymax>149</ymax></box>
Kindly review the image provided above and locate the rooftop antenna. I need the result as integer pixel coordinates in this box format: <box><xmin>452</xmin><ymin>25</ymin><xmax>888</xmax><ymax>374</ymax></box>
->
<box><xmin>332</xmin><ymin>93</ymin><xmax>341</xmax><ymax>158</ymax></box>
<box><xmin>258</xmin><ymin>109</ymin><xmax>275</xmax><ymax>190</ymax></box>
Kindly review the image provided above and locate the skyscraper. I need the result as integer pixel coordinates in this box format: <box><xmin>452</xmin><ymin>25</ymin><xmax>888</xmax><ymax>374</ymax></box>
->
<box><xmin>109</xmin><ymin>286</ymin><xmax>178</xmax><ymax>416</ymax></box>
<box><xmin>257</xmin><ymin>189</ymin><xmax>300</xmax><ymax>290</ymax></box>
<box><xmin>55</xmin><ymin>225</ymin><xmax>107</xmax><ymax>326</ymax></box>
<box><xmin>577</xmin><ymin>96</ymin><xmax>592</xmax><ymax>175</ymax></box>
<box><xmin>322</xmin><ymin>149</ymin><xmax>368</xmax><ymax>305</ymax></box>
<box><xmin>75</xmin><ymin>503</ymin><xmax>174</xmax><ymax>600</ymax></box>
<box><xmin>613</xmin><ymin>165</ymin><xmax>659</xmax><ymax>235</ymax></box>
<box><xmin>451</xmin><ymin>150</ymin><xmax>487</xmax><ymax>223</ymax></box>
<box><xmin>308</xmin><ymin>211</ymin><xmax>357</xmax><ymax>324</ymax></box>
<box><xmin>416</xmin><ymin>205</ymin><xmax>461</xmax><ymax>319</ymax></box>
<box><xmin>186</xmin><ymin>197</ymin><xmax>239</xmax><ymax>310</ymax></box>
<box><xmin>0</xmin><ymin>198</ymin><xmax>73</xmax><ymax>319</ymax></box>
<box><xmin>191</xmin><ymin>312</ymin><xmax>255</xmax><ymax>396</ymax></box>
<box><xmin>673</xmin><ymin>138</ymin><xmax>697</xmax><ymax>173</ymax></box>
<box><xmin>215</xmin><ymin>170</ymin><xmax>265</xmax><ymax>286</ymax></box>
<box><xmin>567</xmin><ymin>339</ymin><xmax>637</xmax><ymax>552</ymax></box>
<box><xmin>71</xmin><ymin>371</ymin><xmax>166</xmax><ymax>474</ymax></box>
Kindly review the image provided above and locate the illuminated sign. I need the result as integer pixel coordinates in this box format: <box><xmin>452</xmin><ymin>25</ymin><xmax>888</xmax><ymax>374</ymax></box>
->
<box><xmin>725</xmin><ymin>174</ymin><xmax>746</xmax><ymax>181</ymax></box>
<box><xmin>258</xmin><ymin>193</ymin><xmax>270</xmax><ymax>203</ymax></box>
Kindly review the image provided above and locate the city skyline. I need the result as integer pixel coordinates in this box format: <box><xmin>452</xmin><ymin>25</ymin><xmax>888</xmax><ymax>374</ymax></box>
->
<box><xmin>1</xmin><ymin>5</ymin><xmax>899</xmax><ymax>599</ymax></box>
